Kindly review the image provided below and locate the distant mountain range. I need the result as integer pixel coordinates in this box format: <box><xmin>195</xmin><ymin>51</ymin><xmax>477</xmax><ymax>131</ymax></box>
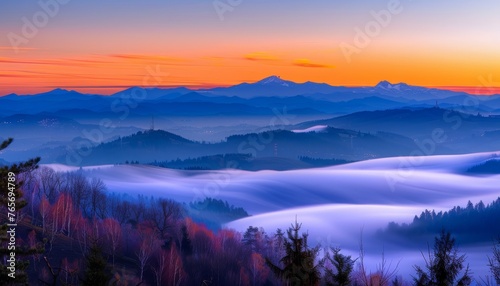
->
<box><xmin>2</xmin><ymin>77</ymin><xmax>500</xmax><ymax>166</ymax></box>
<box><xmin>2</xmin><ymin>76</ymin><xmax>500</xmax><ymax>118</ymax></box>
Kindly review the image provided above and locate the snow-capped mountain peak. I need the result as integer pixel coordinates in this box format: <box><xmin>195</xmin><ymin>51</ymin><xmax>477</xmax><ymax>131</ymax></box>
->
<box><xmin>375</xmin><ymin>80</ymin><xmax>411</xmax><ymax>91</ymax></box>
<box><xmin>256</xmin><ymin>75</ymin><xmax>292</xmax><ymax>86</ymax></box>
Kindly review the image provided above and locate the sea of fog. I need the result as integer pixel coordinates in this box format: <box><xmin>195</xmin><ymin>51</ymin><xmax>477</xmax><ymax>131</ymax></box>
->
<box><xmin>46</xmin><ymin>151</ymin><xmax>500</xmax><ymax>279</ymax></box>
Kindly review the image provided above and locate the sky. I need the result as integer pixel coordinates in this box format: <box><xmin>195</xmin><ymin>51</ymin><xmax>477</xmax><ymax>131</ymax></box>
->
<box><xmin>1</xmin><ymin>0</ymin><xmax>500</xmax><ymax>95</ymax></box>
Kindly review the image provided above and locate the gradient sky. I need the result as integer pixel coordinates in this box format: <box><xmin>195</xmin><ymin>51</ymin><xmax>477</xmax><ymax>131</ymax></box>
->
<box><xmin>1</xmin><ymin>0</ymin><xmax>499</xmax><ymax>95</ymax></box>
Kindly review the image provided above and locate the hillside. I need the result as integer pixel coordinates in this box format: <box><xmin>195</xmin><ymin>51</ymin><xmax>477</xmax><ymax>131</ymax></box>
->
<box><xmin>50</xmin><ymin>127</ymin><xmax>422</xmax><ymax>166</ymax></box>
<box><xmin>298</xmin><ymin>107</ymin><xmax>500</xmax><ymax>154</ymax></box>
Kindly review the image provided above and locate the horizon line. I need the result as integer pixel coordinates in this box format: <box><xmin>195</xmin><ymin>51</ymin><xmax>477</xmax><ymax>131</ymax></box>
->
<box><xmin>1</xmin><ymin>81</ymin><xmax>500</xmax><ymax>97</ymax></box>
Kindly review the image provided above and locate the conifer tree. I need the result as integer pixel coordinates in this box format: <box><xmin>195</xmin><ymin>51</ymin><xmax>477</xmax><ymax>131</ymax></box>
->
<box><xmin>413</xmin><ymin>230</ymin><xmax>471</xmax><ymax>286</ymax></box>
<box><xmin>180</xmin><ymin>224</ymin><xmax>192</xmax><ymax>256</ymax></box>
<box><xmin>82</xmin><ymin>242</ymin><xmax>110</xmax><ymax>286</ymax></box>
<box><xmin>324</xmin><ymin>247</ymin><xmax>355</xmax><ymax>286</ymax></box>
<box><xmin>1</xmin><ymin>138</ymin><xmax>42</xmax><ymax>284</ymax></box>
<box><xmin>266</xmin><ymin>220</ymin><xmax>321</xmax><ymax>286</ymax></box>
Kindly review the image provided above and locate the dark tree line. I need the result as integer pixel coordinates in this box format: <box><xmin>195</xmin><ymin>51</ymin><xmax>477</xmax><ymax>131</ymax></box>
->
<box><xmin>467</xmin><ymin>159</ymin><xmax>500</xmax><ymax>174</ymax></box>
<box><xmin>187</xmin><ymin>197</ymin><xmax>249</xmax><ymax>229</ymax></box>
<box><xmin>151</xmin><ymin>153</ymin><xmax>252</xmax><ymax>170</ymax></box>
<box><xmin>384</xmin><ymin>198</ymin><xmax>500</xmax><ymax>243</ymax></box>
<box><xmin>298</xmin><ymin>156</ymin><xmax>352</xmax><ymax>167</ymax></box>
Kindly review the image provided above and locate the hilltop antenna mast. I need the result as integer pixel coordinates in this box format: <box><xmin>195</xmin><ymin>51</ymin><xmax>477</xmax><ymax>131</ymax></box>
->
<box><xmin>274</xmin><ymin>143</ymin><xmax>278</xmax><ymax>157</ymax></box>
<box><xmin>150</xmin><ymin>115</ymin><xmax>155</xmax><ymax>131</ymax></box>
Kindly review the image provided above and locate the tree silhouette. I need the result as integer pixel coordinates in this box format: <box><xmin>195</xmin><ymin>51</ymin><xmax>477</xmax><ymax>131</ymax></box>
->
<box><xmin>243</xmin><ymin>226</ymin><xmax>266</xmax><ymax>253</ymax></box>
<box><xmin>135</xmin><ymin>224</ymin><xmax>160</xmax><ymax>282</ymax></box>
<box><xmin>102</xmin><ymin>218</ymin><xmax>122</xmax><ymax>267</ymax></box>
<box><xmin>82</xmin><ymin>241</ymin><xmax>110</xmax><ymax>286</ymax></box>
<box><xmin>413</xmin><ymin>230</ymin><xmax>471</xmax><ymax>286</ymax></box>
<box><xmin>180</xmin><ymin>224</ymin><xmax>192</xmax><ymax>256</ymax></box>
<box><xmin>489</xmin><ymin>238</ymin><xmax>500</xmax><ymax>284</ymax></box>
<box><xmin>266</xmin><ymin>220</ymin><xmax>321</xmax><ymax>286</ymax></box>
<box><xmin>385</xmin><ymin>198</ymin><xmax>500</xmax><ymax>243</ymax></box>
<box><xmin>249</xmin><ymin>252</ymin><xmax>270</xmax><ymax>286</ymax></box>
<box><xmin>324</xmin><ymin>247</ymin><xmax>355</xmax><ymax>286</ymax></box>
<box><xmin>0</xmin><ymin>138</ymin><xmax>42</xmax><ymax>284</ymax></box>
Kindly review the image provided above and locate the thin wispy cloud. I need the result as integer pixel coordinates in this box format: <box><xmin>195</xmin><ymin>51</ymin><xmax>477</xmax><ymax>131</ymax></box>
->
<box><xmin>0</xmin><ymin>57</ymin><xmax>111</xmax><ymax>67</ymax></box>
<box><xmin>0</xmin><ymin>73</ymin><xmax>40</xmax><ymax>78</ymax></box>
<box><xmin>244</xmin><ymin>52</ymin><xmax>280</xmax><ymax>62</ymax></box>
<box><xmin>17</xmin><ymin>70</ymin><xmax>141</xmax><ymax>82</ymax></box>
<box><xmin>109</xmin><ymin>54</ymin><xmax>187</xmax><ymax>62</ymax></box>
<box><xmin>0</xmin><ymin>57</ymin><xmax>52</xmax><ymax>65</ymax></box>
<box><xmin>66</xmin><ymin>58</ymin><xmax>111</xmax><ymax>64</ymax></box>
<box><xmin>292</xmin><ymin>59</ymin><xmax>334</xmax><ymax>68</ymax></box>
<box><xmin>42</xmin><ymin>83</ymin><xmax>216</xmax><ymax>89</ymax></box>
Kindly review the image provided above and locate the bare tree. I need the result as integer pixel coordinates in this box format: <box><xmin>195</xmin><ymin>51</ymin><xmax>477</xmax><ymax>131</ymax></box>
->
<box><xmin>135</xmin><ymin>224</ymin><xmax>160</xmax><ymax>282</ymax></box>
<box><xmin>52</xmin><ymin>193</ymin><xmax>75</xmax><ymax>237</ymax></box>
<box><xmin>102</xmin><ymin>218</ymin><xmax>122</xmax><ymax>267</ymax></box>
<box><xmin>45</xmin><ymin>194</ymin><xmax>76</xmax><ymax>251</ymax></box>
<box><xmin>36</xmin><ymin>167</ymin><xmax>64</xmax><ymax>203</ymax></box>
<box><xmin>153</xmin><ymin>249</ymin><xmax>168</xmax><ymax>286</ymax></box>
<box><xmin>39</xmin><ymin>197</ymin><xmax>51</xmax><ymax>235</ymax></box>
<box><xmin>488</xmin><ymin>238</ymin><xmax>500</xmax><ymax>284</ymax></box>
<box><xmin>75</xmin><ymin>217</ymin><xmax>99</xmax><ymax>255</ymax></box>
<box><xmin>355</xmin><ymin>232</ymin><xmax>399</xmax><ymax>286</ymax></box>
<box><xmin>130</xmin><ymin>194</ymin><xmax>146</xmax><ymax>225</ymax></box>
<box><xmin>46</xmin><ymin>204</ymin><xmax>59</xmax><ymax>252</ymax></box>
<box><xmin>87</xmin><ymin>177</ymin><xmax>107</xmax><ymax>219</ymax></box>
<box><xmin>114</xmin><ymin>200</ymin><xmax>132</xmax><ymax>225</ymax></box>
<box><xmin>146</xmin><ymin>198</ymin><xmax>182</xmax><ymax>239</ymax></box>
<box><xmin>249</xmin><ymin>252</ymin><xmax>269</xmax><ymax>286</ymax></box>
<box><xmin>153</xmin><ymin>247</ymin><xmax>185</xmax><ymax>286</ymax></box>
<box><xmin>167</xmin><ymin>246</ymin><xmax>185</xmax><ymax>286</ymax></box>
<box><xmin>65</xmin><ymin>171</ymin><xmax>90</xmax><ymax>213</ymax></box>
<box><xmin>38</xmin><ymin>257</ymin><xmax>79</xmax><ymax>286</ymax></box>
<box><xmin>18</xmin><ymin>169</ymin><xmax>39</xmax><ymax>222</ymax></box>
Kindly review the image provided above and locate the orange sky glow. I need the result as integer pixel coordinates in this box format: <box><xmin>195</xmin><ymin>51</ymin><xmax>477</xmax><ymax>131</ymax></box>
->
<box><xmin>1</xmin><ymin>1</ymin><xmax>499</xmax><ymax>96</ymax></box>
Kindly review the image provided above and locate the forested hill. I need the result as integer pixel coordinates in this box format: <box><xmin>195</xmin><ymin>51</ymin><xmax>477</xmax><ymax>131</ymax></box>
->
<box><xmin>382</xmin><ymin>198</ymin><xmax>500</xmax><ymax>243</ymax></box>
